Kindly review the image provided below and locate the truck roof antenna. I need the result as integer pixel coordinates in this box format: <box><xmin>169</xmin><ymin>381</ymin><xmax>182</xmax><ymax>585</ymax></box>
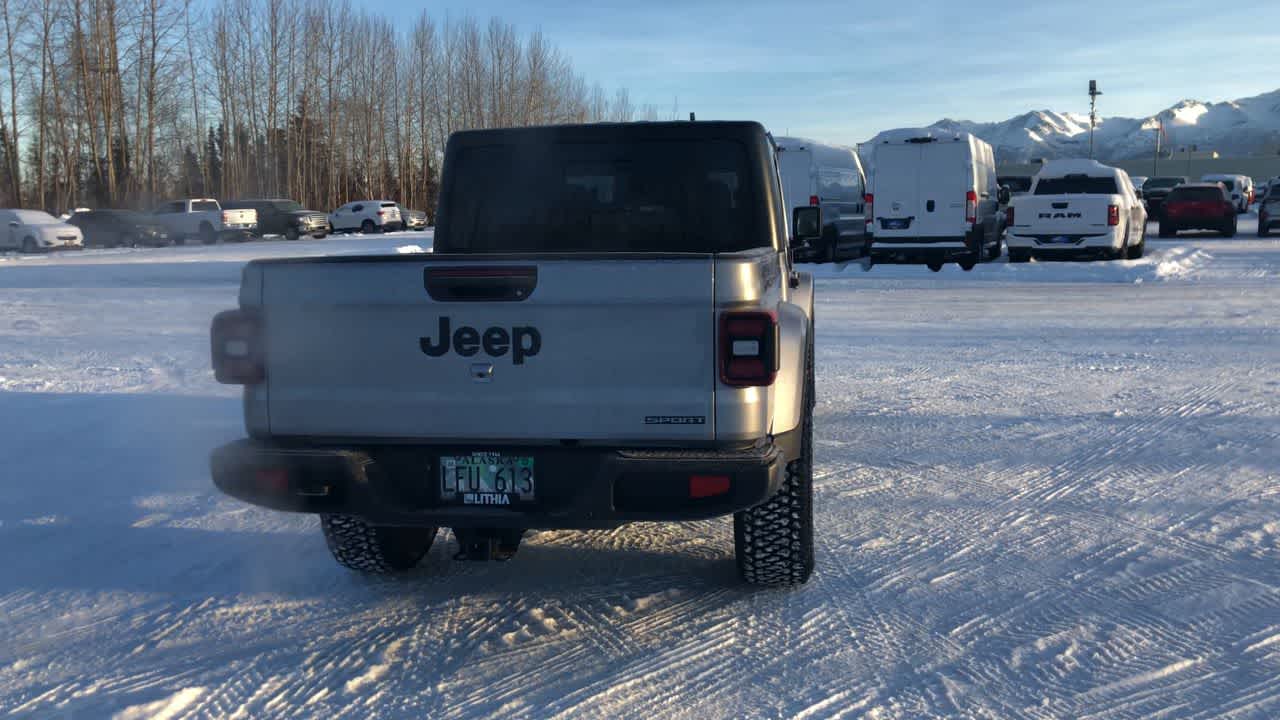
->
<box><xmin>689</xmin><ymin>112</ymin><xmax>695</xmax><ymax>122</ymax></box>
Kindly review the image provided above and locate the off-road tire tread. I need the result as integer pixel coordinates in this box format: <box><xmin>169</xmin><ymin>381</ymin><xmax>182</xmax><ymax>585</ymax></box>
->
<box><xmin>320</xmin><ymin>514</ymin><xmax>437</xmax><ymax>573</ymax></box>
<box><xmin>733</xmin><ymin>327</ymin><xmax>815</xmax><ymax>587</ymax></box>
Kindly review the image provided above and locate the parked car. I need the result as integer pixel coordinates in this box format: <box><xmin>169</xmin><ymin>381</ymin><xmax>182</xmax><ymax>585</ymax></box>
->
<box><xmin>865</xmin><ymin>128</ymin><xmax>1002</xmax><ymax>271</ymax></box>
<box><xmin>397</xmin><ymin>205</ymin><xmax>428</xmax><ymax>231</ymax></box>
<box><xmin>1005</xmin><ymin>159</ymin><xmax>1147</xmax><ymax>261</ymax></box>
<box><xmin>774</xmin><ymin>136</ymin><xmax>867</xmax><ymax>263</ymax></box>
<box><xmin>0</xmin><ymin>209</ymin><xmax>84</xmax><ymax>252</ymax></box>
<box><xmin>220</xmin><ymin>199</ymin><xmax>328</xmax><ymax>240</ymax></box>
<box><xmin>66</xmin><ymin>209</ymin><xmax>170</xmax><ymax>247</ymax></box>
<box><xmin>152</xmin><ymin>199</ymin><xmax>257</xmax><ymax>244</ymax></box>
<box><xmin>1200</xmin><ymin>174</ymin><xmax>1250</xmax><ymax>213</ymax></box>
<box><xmin>209</xmin><ymin>120</ymin><xmax>820</xmax><ymax>587</ymax></box>
<box><xmin>1259</xmin><ymin>192</ymin><xmax>1279</xmax><ymax>237</ymax></box>
<box><xmin>329</xmin><ymin>200</ymin><xmax>402</xmax><ymax>233</ymax></box>
<box><xmin>1254</xmin><ymin>177</ymin><xmax>1277</xmax><ymax>205</ymax></box>
<box><xmin>997</xmin><ymin>175</ymin><xmax>1034</xmax><ymax>197</ymax></box>
<box><xmin>1142</xmin><ymin>176</ymin><xmax>1188</xmax><ymax>217</ymax></box>
<box><xmin>1158</xmin><ymin>183</ymin><xmax>1237</xmax><ymax>237</ymax></box>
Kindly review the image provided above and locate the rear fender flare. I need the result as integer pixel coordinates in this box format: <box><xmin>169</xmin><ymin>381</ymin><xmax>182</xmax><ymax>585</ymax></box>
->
<box><xmin>770</xmin><ymin>272</ymin><xmax>814</xmax><ymax>444</ymax></box>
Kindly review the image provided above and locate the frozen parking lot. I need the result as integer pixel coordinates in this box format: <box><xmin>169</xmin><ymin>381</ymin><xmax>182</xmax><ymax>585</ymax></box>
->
<box><xmin>1</xmin><ymin>224</ymin><xmax>1277</xmax><ymax>718</ymax></box>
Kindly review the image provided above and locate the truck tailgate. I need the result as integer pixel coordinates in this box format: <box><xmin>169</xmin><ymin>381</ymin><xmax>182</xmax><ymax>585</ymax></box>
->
<box><xmin>1012</xmin><ymin>195</ymin><xmax>1118</xmax><ymax>236</ymax></box>
<box><xmin>257</xmin><ymin>257</ymin><xmax>716</xmax><ymax>443</ymax></box>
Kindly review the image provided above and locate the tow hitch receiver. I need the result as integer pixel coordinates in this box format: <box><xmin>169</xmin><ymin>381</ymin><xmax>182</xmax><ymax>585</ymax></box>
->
<box><xmin>453</xmin><ymin>528</ymin><xmax>524</xmax><ymax>561</ymax></box>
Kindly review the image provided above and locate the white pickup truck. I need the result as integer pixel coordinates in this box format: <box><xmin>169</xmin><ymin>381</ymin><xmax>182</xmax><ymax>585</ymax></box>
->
<box><xmin>1005</xmin><ymin>160</ymin><xmax>1147</xmax><ymax>262</ymax></box>
<box><xmin>152</xmin><ymin>198</ymin><xmax>257</xmax><ymax>244</ymax></box>
<box><xmin>208</xmin><ymin>121</ymin><xmax>821</xmax><ymax>587</ymax></box>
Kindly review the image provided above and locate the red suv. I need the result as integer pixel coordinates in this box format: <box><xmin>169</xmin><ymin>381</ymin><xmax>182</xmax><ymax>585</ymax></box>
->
<box><xmin>1158</xmin><ymin>183</ymin><xmax>1237</xmax><ymax>238</ymax></box>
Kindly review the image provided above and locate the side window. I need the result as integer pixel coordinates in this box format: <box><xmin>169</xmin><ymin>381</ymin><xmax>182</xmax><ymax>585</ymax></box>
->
<box><xmin>351</xmin><ymin>204</ymin><xmax>364</xmax><ymax>213</ymax></box>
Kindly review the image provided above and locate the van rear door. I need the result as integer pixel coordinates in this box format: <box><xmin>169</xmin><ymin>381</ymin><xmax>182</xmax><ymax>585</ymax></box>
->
<box><xmin>872</xmin><ymin>144</ymin><xmax>919</xmax><ymax>238</ymax></box>
<box><xmin>912</xmin><ymin>142</ymin><xmax>970</xmax><ymax>239</ymax></box>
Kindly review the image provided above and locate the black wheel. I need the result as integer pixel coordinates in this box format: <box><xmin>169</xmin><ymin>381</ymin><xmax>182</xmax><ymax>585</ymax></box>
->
<box><xmin>989</xmin><ymin>237</ymin><xmax>1002</xmax><ymax>260</ymax></box>
<box><xmin>320</xmin><ymin>515</ymin><xmax>438</xmax><ymax>573</ymax></box>
<box><xmin>1260</xmin><ymin>222</ymin><xmax>1271</xmax><ymax>238</ymax></box>
<box><xmin>1223</xmin><ymin>220</ymin><xmax>1237</xmax><ymax>238</ymax></box>
<box><xmin>958</xmin><ymin>259</ymin><xmax>976</xmax><ymax>271</ymax></box>
<box><xmin>1008</xmin><ymin>249</ymin><xmax>1029</xmax><ymax>263</ymax></box>
<box><xmin>926</xmin><ymin>262</ymin><xmax>943</xmax><ymax>272</ymax></box>
<box><xmin>1158</xmin><ymin>222</ymin><xmax>1174</xmax><ymax>238</ymax></box>
<box><xmin>313</xmin><ymin>233</ymin><xmax>328</xmax><ymax>240</ymax></box>
<box><xmin>284</xmin><ymin>226</ymin><xmax>300</xmax><ymax>241</ymax></box>
<box><xmin>199</xmin><ymin>223</ymin><xmax>216</xmax><ymax>245</ymax></box>
<box><xmin>734</xmin><ymin>326</ymin><xmax>814</xmax><ymax>588</ymax></box>
<box><xmin>123</xmin><ymin>234</ymin><xmax>139</xmax><ymax>248</ymax></box>
<box><xmin>360</xmin><ymin>219</ymin><xmax>376</xmax><ymax>234</ymax></box>
<box><xmin>20</xmin><ymin>236</ymin><xmax>37</xmax><ymax>253</ymax></box>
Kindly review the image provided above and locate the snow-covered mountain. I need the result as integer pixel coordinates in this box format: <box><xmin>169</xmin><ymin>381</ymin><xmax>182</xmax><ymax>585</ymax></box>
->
<box><xmin>865</xmin><ymin>88</ymin><xmax>1280</xmax><ymax>164</ymax></box>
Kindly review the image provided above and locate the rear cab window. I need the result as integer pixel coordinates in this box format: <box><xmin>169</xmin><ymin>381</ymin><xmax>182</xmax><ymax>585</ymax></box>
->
<box><xmin>440</xmin><ymin>138</ymin><xmax>758</xmax><ymax>253</ymax></box>
<box><xmin>192</xmin><ymin>200</ymin><xmax>219</xmax><ymax>212</ymax></box>
<box><xmin>1034</xmin><ymin>175</ymin><xmax>1119</xmax><ymax>195</ymax></box>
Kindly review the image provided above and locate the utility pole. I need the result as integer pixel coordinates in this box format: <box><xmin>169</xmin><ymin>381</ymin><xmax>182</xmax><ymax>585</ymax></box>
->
<box><xmin>1088</xmin><ymin>80</ymin><xmax>1103</xmax><ymax>160</ymax></box>
<box><xmin>1153</xmin><ymin>119</ymin><xmax>1161</xmax><ymax>176</ymax></box>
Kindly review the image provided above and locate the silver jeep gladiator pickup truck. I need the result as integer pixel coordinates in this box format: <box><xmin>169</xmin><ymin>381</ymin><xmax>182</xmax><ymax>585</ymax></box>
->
<box><xmin>209</xmin><ymin>121</ymin><xmax>820</xmax><ymax>587</ymax></box>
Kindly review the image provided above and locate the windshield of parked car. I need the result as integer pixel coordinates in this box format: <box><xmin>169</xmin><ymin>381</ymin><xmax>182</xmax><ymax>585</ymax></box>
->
<box><xmin>1034</xmin><ymin>175</ymin><xmax>1119</xmax><ymax>195</ymax></box>
<box><xmin>272</xmin><ymin>201</ymin><xmax>304</xmax><ymax>213</ymax></box>
<box><xmin>13</xmin><ymin>210</ymin><xmax>60</xmax><ymax>224</ymax></box>
<box><xmin>999</xmin><ymin>177</ymin><xmax>1033</xmax><ymax>193</ymax></box>
<box><xmin>442</xmin><ymin>139</ymin><xmax>754</xmax><ymax>253</ymax></box>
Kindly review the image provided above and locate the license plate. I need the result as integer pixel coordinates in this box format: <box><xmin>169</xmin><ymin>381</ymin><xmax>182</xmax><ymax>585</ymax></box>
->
<box><xmin>440</xmin><ymin>453</ymin><xmax>534</xmax><ymax>505</ymax></box>
<box><xmin>882</xmin><ymin>218</ymin><xmax>910</xmax><ymax>230</ymax></box>
<box><xmin>1049</xmin><ymin>235</ymin><xmax>1073</xmax><ymax>244</ymax></box>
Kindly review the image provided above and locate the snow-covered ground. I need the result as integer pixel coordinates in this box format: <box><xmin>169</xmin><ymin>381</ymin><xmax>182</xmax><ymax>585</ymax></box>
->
<box><xmin>1</xmin><ymin>223</ymin><xmax>1278</xmax><ymax>719</ymax></box>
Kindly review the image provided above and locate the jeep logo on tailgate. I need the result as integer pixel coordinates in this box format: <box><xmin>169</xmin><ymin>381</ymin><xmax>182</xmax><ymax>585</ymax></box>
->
<box><xmin>420</xmin><ymin>317</ymin><xmax>541</xmax><ymax>364</ymax></box>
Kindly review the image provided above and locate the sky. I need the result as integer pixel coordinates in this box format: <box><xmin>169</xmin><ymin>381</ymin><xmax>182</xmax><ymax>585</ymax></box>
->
<box><xmin>366</xmin><ymin>0</ymin><xmax>1280</xmax><ymax>147</ymax></box>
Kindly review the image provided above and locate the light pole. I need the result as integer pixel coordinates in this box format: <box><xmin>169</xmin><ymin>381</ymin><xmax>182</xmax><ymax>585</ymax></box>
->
<box><xmin>1088</xmin><ymin>80</ymin><xmax>1103</xmax><ymax>160</ymax></box>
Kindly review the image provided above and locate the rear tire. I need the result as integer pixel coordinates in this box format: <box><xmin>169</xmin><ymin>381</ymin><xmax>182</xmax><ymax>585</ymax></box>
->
<box><xmin>199</xmin><ymin>223</ymin><xmax>216</xmax><ymax>245</ymax></box>
<box><xmin>20</xmin><ymin>236</ymin><xmax>37</xmax><ymax>253</ymax></box>
<box><xmin>284</xmin><ymin>226</ymin><xmax>300</xmax><ymax>241</ymax></box>
<box><xmin>1223</xmin><ymin>220</ymin><xmax>1237</xmax><ymax>238</ymax></box>
<box><xmin>734</xmin><ymin>327</ymin><xmax>815</xmax><ymax>588</ymax></box>
<box><xmin>1126</xmin><ymin>226</ymin><xmax>1146</xmax><ymax>259</ymax></box>
<box><xmin>320</xmin><ymin>515</ymin><xmax>438</xmax><ymax>573</ymax></box>
<box><xmin>958</xmin><ymin>259</ymin><xmax>976</xmax><ymax>271</ymax></box>
<box><xmin>927</xmin><ymin>262</ymin><xmax>943</xmax><ymax>272</ymax></box>
<box><xmin>360</xmin><ymin>219</ymin><xmax>375</xmax><ymax>234</ymax></box>
<box><xmin>1261</xmin><ymin>222</ymin><xmax>1271</xmax><ymax>238</ymax></box>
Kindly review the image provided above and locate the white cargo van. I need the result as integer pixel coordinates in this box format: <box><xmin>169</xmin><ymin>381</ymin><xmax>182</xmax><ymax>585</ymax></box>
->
<box><xmin>866</xmin><ymin>129</ymin><xmax>1003</xmax><ymax>271</ymax></box>
<box><xmin>775</xmin><ymin>136</ymin><xmax>867</xmax><ymax>263</ymax></box>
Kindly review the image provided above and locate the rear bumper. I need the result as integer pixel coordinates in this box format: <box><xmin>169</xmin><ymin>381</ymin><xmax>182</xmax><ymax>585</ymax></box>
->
<box><xmin>869</xmin><ymin>236</ymin><xmax>972</xmax><ymax>263</ymax></box>
<box><xmin>1006</xmin><ymin>229</ymin><xmax>1121</xmax><ymax>250</ymax></box>
<box><xmin>210</xmin><ymin>439</ymin><xmax>785</xmax><ymax>530</ymax></box>
<box><xmin>1162</xmin><ymin>214</ymin><xmax>1232</xmax><ymax>231</ymax></box>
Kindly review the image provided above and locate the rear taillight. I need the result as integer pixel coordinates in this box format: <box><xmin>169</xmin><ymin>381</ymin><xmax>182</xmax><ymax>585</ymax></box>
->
<box><xmin>809</xmin><ymin>195</ymin><xmax>819</xmax><ymax>207</ymax></box>
<box><xmin>221</xmin><ymin>211</ymin><xmax>232</xmax><ymax>224</ymax></box>
<box><xmin>965</xmin><ymin>190</ymin><xmax>978</xmax><ymax>225</ymax></box>
<box><xmin>1005</xmin><ymin>206</ymin><xmax>1015</xmax><ymax>227</ymax></box>
<box><xmin>719</xmin><ymin>311</ymin><xmax>778</xmax><ymax>388</ymax></box>
<box><xmin>864</xmin><ymin>193</ymin><xmax>874</xmax><ymax>229</ymax></box>
<box><xmin>376</xmin><ymin>210</ymin><xmax>386</xmax><ymax>217</ymax></box>
<box><xmin>1107</xmin><ymin>205</ymin><xmax>1120</xmax><ymax>226</ymax></box>
<box><xmin>211</xmin><ymin>309</ymin><xmax>264</xmax><ymax>385</ymax></box>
